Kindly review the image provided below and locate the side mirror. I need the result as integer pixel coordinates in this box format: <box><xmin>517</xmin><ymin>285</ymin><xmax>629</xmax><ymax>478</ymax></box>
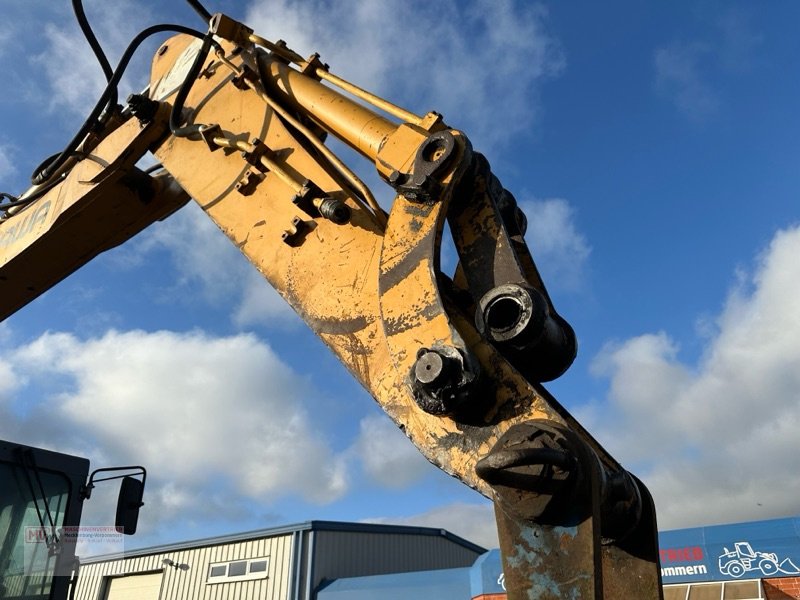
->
<box><xmin>115</xmin><ymin>476</ymin><xmax>145</xmax><ymax>535</ymax></box>
<box><xmin>82</xmin><ymin>466</ymin><xmax>146</xmax><ymax>536</ymax></box>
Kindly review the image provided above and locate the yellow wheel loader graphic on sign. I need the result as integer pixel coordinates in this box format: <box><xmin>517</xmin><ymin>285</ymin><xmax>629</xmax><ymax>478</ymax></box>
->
<box><xmin>719</xmin><ymin>542</ymin><xmax>800</xmax><ymax>578</ymax></box>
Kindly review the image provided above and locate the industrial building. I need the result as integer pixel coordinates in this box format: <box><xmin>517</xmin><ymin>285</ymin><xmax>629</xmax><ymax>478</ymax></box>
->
<box><xmin>77</xmin><ymin>516</ymin><xmax>800</xmax><ymax>599</ymax></box>
<box><xmin>73</xmin><ymin>520</ymin><xmax>485</xmax><ymax>600</ymax></box>
<box><xmin>658</xmin><ymin>516</ymin><xmax>800</xmax><ymax>599</ymax></box>
<box><xmin>315</xmin><ymin>516</ymin><xmax>800</xmax><ymax>599</ymax></box>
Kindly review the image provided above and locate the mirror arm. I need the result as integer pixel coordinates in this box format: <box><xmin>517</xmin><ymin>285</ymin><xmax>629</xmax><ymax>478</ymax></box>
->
<box><xmin>80</xmin><ymin>466</ymin><xmax>146</xmax><ymax>500</ymax></box>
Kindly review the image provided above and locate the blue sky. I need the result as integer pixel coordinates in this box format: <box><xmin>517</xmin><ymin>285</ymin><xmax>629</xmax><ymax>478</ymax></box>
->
<box><xmin>1</xmin><ymin>0</ymin><xmax>799</xmax><ymax>553</ymax></box>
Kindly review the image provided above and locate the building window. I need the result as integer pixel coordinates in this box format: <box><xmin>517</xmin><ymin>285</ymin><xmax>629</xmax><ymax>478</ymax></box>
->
<box><xmin>249</xmin><ymin>560</ymin><xmax>268</xmax><ymax>573</ymax></box>
<box><xmin>688</xmin><ymin>584</ymin><xmax>721</xmax><ymax>600</ymax></box>
<box><xmin>208</xmin><ymin>565</ymin><xmax>226</xmax><ymax>578</ymax></box>
<box><xmin>664</xmin><ymin>585</ymin><xmax>688</xmax><ymax>600</ymax></box>
<box><xmin>207</xmin><ymin>557</ymin><xmax>270</xmax><ymax>584</ymax></box>
<box><xmin>663</xmin><ymin>580</ymin><xmax>763</xmax><ymax>600</ymax></box>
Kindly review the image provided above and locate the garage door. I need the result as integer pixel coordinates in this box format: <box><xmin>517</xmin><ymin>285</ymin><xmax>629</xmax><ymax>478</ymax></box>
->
<box><xmin>105</xmin><ymin>572</ymin><xmax>163</xmax><ymax>600</ymax></box>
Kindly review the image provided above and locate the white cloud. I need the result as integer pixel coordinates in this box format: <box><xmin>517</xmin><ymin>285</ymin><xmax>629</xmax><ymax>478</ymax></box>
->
<box><xmin>583</xmin><ymin>225</ymin><xmax>800</xmax><ymax>529</ymax></box>
<box><xmin>31</xmin><ymin>0</ymin><xmax>156</xmax><ymax>118</ymax></box>
<box><xmin>0</xmin><ymin>357</ymin><xmax>20</xmax><ymax>401</ymax></box>
<box><xmin>654</xmin><ymin>41</ymin><xmax>719</xmax><ymax>121</ymax></box>
<box><xmin>520</xmin><ymin>198</ymin><xmax>591</xmax><ymax>291</ymax></box>
<box><xmin>716</xmin><ymin>9</ymin><xmax>762</xmax><ymax>73</ymax></box>
<box><xmin>129</xmin><ymin>202</ymin><xmax>244</xmax><ymax>304</ymax></box>
<box><xmin>0</xmin><ymin>144</ymin><xmax>15</xmax><ymax>181</ymax></box>
<box><xmin>654</xmin><ymin>8</ymin><xmax>762</xmax><ymax>121</ymax></box>
<box><xmin>245</xmin><ymin>0</ymin><xmax>564</xmax><ymax>150</ymax></box>
<box><xmin>233</xmin><ymin>270</ymin><xmax>302</xmax><ymax>329</ymax></box>
<box><xmin>2</xmin><ymin>328</ymin><xmax>347</xmax><ymax>535</ymax></box>
<box><xmin>352</xmin><ymin>414</ymin><xmax>432</xmax><ymax>489</ymax></box>
<box><xmin>365</xmin><ymin>502</ymin><xmax>498</xmax><ymax>550</ymax></box>
<box><xmin>117</xmin><ymin>202</ymin><xmax>299</xmax><ymax>328</ymax></box>
<box><xmin>0</xmin><ymin>29</ymin><xmax>10</xmax><ymax>56</ymax></box>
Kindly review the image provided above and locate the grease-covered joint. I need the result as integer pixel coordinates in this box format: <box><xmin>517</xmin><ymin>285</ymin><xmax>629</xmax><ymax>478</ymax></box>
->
<box><xmin>476</xmin><ymin>421</ymin><xmax>579</xmax><ymax>522</ymax></box>
<box><xmin>477</xmin><ymin>283</ymin><xmax>548</xmax><ymax>346</ymax></box>
<box><xmin>410</xmin><ymin>345</ymin><xmax>478</xmax><ymax>415</ymax></box>
<box><xmin>477</xmin><ymin>420</ymin><xmax>644</xmax><ymax>543</ymax></box>
<box><xmin>475</xmin><ymin>283</ymin><xmax>577</xmax><ymax>382</ymax></box>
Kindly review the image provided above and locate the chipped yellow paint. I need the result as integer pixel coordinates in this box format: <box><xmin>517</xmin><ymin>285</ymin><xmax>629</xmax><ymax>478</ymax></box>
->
<box><xmin>150</xmin><ymin>35</ymin><xmax>614</xmax><ymax>496</ymax></box>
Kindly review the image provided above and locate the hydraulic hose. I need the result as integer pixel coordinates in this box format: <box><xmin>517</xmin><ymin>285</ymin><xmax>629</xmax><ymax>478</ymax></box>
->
<box><xmin>72</xmin><ymin>0</ymin><xmax>118</xmax><ymax>113</ymax></box>
<box><xmin>31</xmin><ymin>24</ymin><xmax>210</xmax><ymax>186</ymax></box>
<box><xmin>169</xmin><ymin>33</ymin><xmax>216</xmax><ymax>138</ymax></box>
<box><xmin>186</xmin><ymin>0</ymin><xmax>213</xmax><ymax>24</ymax></box>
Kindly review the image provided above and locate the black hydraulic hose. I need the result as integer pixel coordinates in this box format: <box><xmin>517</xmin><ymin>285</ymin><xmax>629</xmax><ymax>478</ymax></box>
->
<box><xmin>0</xmin><ymin>196</ymin><xmax>32</xmax><ymax>212</ymax></box>
<box><xmin>31</xmin><ymin>24</ymin><xmax>210</xmax><ymax>186</ymax></box>
<box><xmin>1</xmin><ymin>173</ymin><xmax>66</xmax><ymax>215</ymax></box>
<box><xmin>169</xmin><ymin>32</ymin><xmax>215</xmax><ymax>138</ymax></box>
<box><xmin>186</xmin><ymin>0</ymin><xmax>213</xmax><ymax>24</ymax></box>
<box><xmin>72</xmin><ymin>0</ymin><xmax>118</xmax><ymax>112</ymax></box>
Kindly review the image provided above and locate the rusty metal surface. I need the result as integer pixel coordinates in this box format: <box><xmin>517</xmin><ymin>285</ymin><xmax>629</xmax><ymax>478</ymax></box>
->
<box><xmin>496</xmin><ymin>511</ymin><xmax>598</xmax><ymax>600</ymax></box>
<box><xmin>479</xmin><ymin>420</ymin><xmax>662</xmax><ymax>599</ymax></box>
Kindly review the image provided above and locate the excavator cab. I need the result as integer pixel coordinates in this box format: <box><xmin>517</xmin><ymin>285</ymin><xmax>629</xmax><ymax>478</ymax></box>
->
<box><xmin>0</xmin><ymin>440</ymin><xmax>146</xmax><ymax>600</ymax></box>
<box><xmin>0</xmin><ymin>440</ymin><xmax>88</xmax><ymax>600</ymax></box>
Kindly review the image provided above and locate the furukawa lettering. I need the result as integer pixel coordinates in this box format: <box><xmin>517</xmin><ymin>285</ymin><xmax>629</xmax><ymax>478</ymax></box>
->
<box><xmin>0</xmin><ymin>200</ymin><xmax>52</xmax><ymax>249</ymax></box>
<box><xmin>660</xmin><ymin>546</ymin><xmax>704</xmax><ymax>564</ymax></box>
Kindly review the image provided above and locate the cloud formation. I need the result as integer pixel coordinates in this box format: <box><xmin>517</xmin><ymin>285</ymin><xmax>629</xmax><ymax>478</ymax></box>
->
<box><xmin>584</xmin><ymin>225</ymin><xmax>800</xmax><ymax>529</ymax></box>
<box><xmin>31</xmin><ymin>0</ymin><xmax>156</xmax><ymax>118</ymax></box>
<box><xmin>654</xmin><ymin>41</ymin><xmax>719</xmax><ymax>121</ymax></box>
<box><xmin>1</xmin><ymin>329</ymin><xmax>347</xmax><ymax>535</ymax></box>
<box><xmin>654</xmin><ymin>8</ymin><xmax>762</xmax><ymax>121</ymax></box>
<box><xmin>365</xmin><ymin>502</ymin><xmax>498</xmax><ymax>550</ymax></box>
<box><xmin>0</xmin><ymin>144</ymin><xmax>15</xmax><ymax>182</ymax></box>
<box><xmin>352</xmin><ymin>414</ymin><xmax>433</xmax><ymax>489</ymax></box>
<box><xmin>520</xmin><ymin>198</ymin><xmax>591</xmax><ymax>292</ymax></box>
<box><xmin>117</xmin><ymin>202</ymin><xmax>299</xmax><ymax>329</ymax></box>
<box><xmin>245</xmin><ymin>0</ymin><xmax>564</xmax><ymax>150</ymax></box>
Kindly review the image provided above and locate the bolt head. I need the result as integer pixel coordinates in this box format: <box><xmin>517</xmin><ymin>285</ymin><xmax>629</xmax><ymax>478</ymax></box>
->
<box><xmin>414</xmin><ymin>350</ymin><xmax>447</xmax><ymax>385</ymax></box>
<box><xmin>410</xmin><ymin>346</ymin><xmax>478</xmax><ymax>416</ymax></box>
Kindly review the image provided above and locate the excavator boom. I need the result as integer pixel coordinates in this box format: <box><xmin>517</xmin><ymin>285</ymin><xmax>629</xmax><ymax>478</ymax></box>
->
<box><xmin>0</xmin><ymin>7</ymin><xmax>662</xmax><ymax>599</ymax></box>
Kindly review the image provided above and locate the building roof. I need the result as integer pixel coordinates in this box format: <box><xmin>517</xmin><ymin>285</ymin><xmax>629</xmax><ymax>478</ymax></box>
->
<box><xmin>83</xmin><ymin>520</ymin><xmax>486</xmax><ymax>563</ymax></box>
<box><xmin>317</xmin><ymin>566</ymin><xmax>471</xmax><ymax>600</ymax></box>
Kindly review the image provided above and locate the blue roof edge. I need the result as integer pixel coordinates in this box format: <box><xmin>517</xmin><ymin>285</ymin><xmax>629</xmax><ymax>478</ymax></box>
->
<box><xmin>81</xmin><ymin>520</ymin><xmax>486</xmax><ymax>564</ymax></box>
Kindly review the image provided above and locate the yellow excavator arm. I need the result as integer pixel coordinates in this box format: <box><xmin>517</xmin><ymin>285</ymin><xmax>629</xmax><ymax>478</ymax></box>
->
<box><xmin>0</xmin><ymin>8</ymin><xmax>662</xmax><ymax>599</ymax></box>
